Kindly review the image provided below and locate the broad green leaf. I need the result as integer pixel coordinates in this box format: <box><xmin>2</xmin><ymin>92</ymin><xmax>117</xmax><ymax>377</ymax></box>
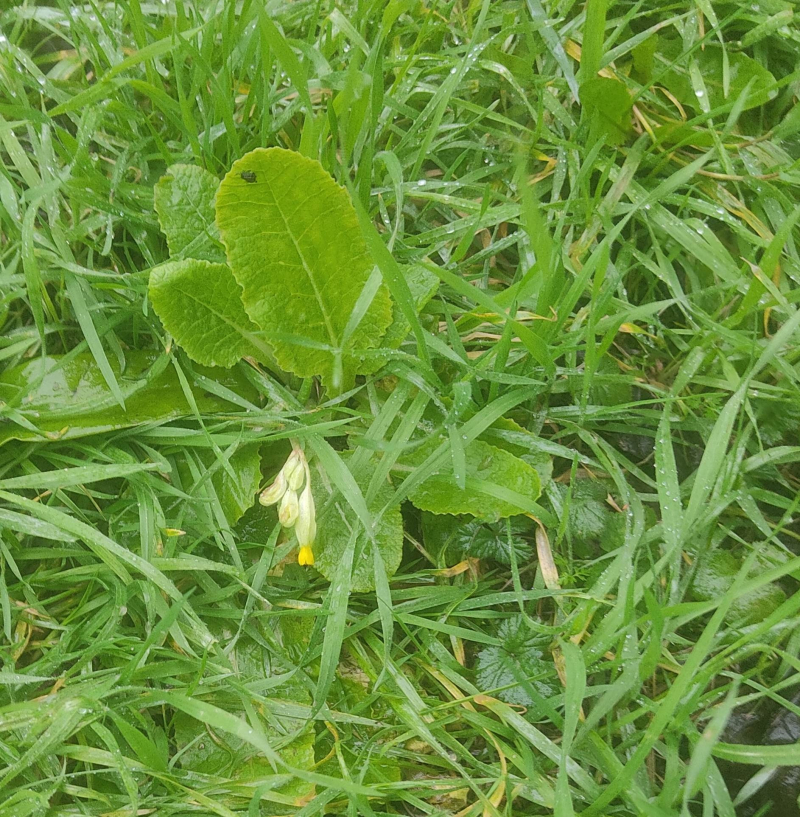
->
<box><xmin>173</xmin><ymin>631</ymin><xmax>315</xmax><ymax>808</ymax></box>
<box><xmin>173</xmin><ymin>444</ymin><xmax>263</xmax><ymax>530</ymax></box>
<box><xmin>357</xmin><ymin>264</ymin><xmax>439</xmax><ymax>373</ymax></box>
<box><xmin>479</xmin><ymin>417</ymin><xmax>554</xmax><ymax>487</ymax></box>
<box><xmin>406</xmin><ymin>437</ymin><xmax>541</xmax><ymax>521</ymax></box>
<box><xmin>154</xmin><ymin>164</ymin><xmax>224</xmax><ymax>262</ymax></box>
<box><xmin>313</xmin><ymin>462</ymin><xmax>403</xmax><ymax>592</ymax></box>
<box><xmin>656</xmin><ymin>40</ymin><xmax>777</xmax><ymax>111</ymax></box>
<box><xmin>421</xmin><ymin>512</ymin><xmax>533</xmax><ymax>565</ymax></box>
<box><xmin>175</xmin><ymin>708</ymin><xmax>313</xmax><ymax>787</ymax></box>
<box><xmin>757</xmin><ymin>397</ymin><xmax>800</xmax><ymax>446</ymax></box>
<box><xmin>475</xmin><ymin>616</ymin><xmax>558</xmax><ymax>707</ymax></box>
<box><xmin>216</xmin><ymin>148</ymin><xmax>393</xmax><ymax>391</ymax></box>
<box><xmin>690</xmin><ymin>550</ymin><xmax>786</xmax><ymax>625</ymax></box>
<box><xmin>568</xmin><ymin>355</ymin><xmax>632</xmax><ymax>407</ymax></box>
<box><xmin>555</xmin><ymin>479</ymin><xmax>627</xmax><ymax>557</ymax></box>
<box><xmin>149</xmin><ymin>259</ymin><xmax>268</xmax><ymax>367</ymax></box>
<box><xmin>0</xmin><ymin>351</ymin><xmax>261</xmax><ymax>445</ymax></box>
<box><xmin>580</xmin><ymin>77</ymin><xmax>632</xmax><ymax>146</ymax></box>
<box><xmin>631</xmin><ymin>34</ymin><xmax>658</xmax><ymax>83</ymax></box>
<box><xmin>212</xmin><ymin>445</ymin><xmax>262</xmax><ymax>526</ymax></box>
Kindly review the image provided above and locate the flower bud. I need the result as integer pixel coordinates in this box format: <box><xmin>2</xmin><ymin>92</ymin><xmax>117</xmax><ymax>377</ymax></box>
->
<box><xmin>287</xmin><ymin>459</ymin><xmax>305</xmax><ymax>492</ymax></box>
<box><xmin>279</xmin><ymin>489</ymin><xmax>299</xmax><ymax>527</ymax></box>
<box><xmin>259</xmin><ymin>470</ymin><xmax>287</xmax><ymax>506</ymax></box>
<box><xmin>282</xmin><ymin>450</ymin><xmax>302</xmax><ymax>482</ymax></box>
<box><xmin>296</xmin><ymin>484</ymin><xmax>316</xmax><ymax>548</ymax></box>
<box><xmin>298</xmin><ymin>545</ymin><xmax>314</xmax><ymax>566</ymax></box>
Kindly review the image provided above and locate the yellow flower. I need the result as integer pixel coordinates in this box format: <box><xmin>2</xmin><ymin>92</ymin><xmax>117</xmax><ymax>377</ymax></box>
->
<box><xmin>298</xmin><ymin>545</ymin><xmax>315</xmax><ymax>566</ymax></box>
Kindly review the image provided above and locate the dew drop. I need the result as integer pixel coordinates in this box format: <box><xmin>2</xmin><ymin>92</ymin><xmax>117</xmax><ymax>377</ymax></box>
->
<box><xmin>417</xmin><ymin>179</ymin><xmax>426</xmax><ymax>187</ymax></box>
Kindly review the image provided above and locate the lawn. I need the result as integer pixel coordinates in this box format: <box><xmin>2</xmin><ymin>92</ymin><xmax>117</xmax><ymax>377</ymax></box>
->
<box><xmin>1</xmin><ymin>0</ymin><xmax>800</xmax><ymax>815</ymax></box>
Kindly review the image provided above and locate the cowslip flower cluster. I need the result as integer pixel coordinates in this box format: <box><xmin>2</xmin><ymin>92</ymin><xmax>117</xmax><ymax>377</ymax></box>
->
<box><xmin>259</xmin><ymin>448</ymin><xmax>316</xmax><ymax>565</ymax></box>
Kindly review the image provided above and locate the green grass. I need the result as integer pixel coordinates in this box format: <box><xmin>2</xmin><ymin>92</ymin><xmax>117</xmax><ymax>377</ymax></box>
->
<box><xmin>2</xmin><ymin>0</ymin><xmax>800</xmax><ymax>815</ymax></box>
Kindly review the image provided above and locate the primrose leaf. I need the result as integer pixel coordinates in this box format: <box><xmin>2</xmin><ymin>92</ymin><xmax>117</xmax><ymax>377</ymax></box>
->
<box><xmin>0</xmin><ymin>352</ymin><xmax>262</xmax><ymax>446</ymax></box>
<box><xmin>406</xmin><ymin>437</ymin><xmax>541</xmax><ymax>521</ymax></box>
<box><xmin>216</xmin><ymin>148</ymin><xmax>393</xmax><ymax>391</ymax></box>
<box><xmin>154</xmin><ymin>164</ymin><xmax>224</xmax><ymax>262</ymax></box>
<box><xmin>313</xmin><ymin>463</ymin><xmax>403</xmax><ymax>593</ymax></box>
<box><xmin>149</xmin><ymin>259</ymin><xmax>268</xmax><ymax>368</ymax></box>
<box><xmin>475</xmin><ymin>616</ymin><xmax>558</xmax><ymax>707</ymax></box>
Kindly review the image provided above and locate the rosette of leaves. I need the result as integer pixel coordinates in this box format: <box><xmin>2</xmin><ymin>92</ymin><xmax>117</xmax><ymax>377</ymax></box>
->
<box><xmin>148</xmin><ymin>149</ymin><xmax>437</xmax><ymax>393</ymax></box>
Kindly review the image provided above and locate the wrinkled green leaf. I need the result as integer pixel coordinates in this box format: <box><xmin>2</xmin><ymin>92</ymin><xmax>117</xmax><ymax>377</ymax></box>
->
<box><xmin>406</xmin><ymin>437</ymin><xmax>541</xmax><ymax>521</ymax></box>
<box><xmin>149</xmin><ymin>259</ymin><xmax>268</xmax><ymax>367</ymax></box>
<box><xmin>657</xmin><ymin>40</ymin><xmax>777</xmax><ymax>111</ymax></box>
<box><xmin>216</xmin><ymin>148</ymin><xmax>393</xmax><ymax>391</ymax></box>
<box><xmin>313</xmin><ymin>462</ymin><xmax>403</xmax><ymax>592</ymax></box>
<box><xmin>0</xmin><ymin>352</ymin><xmax>261</xmax><ymax>445</ymax></box>
<box><xmin>475</xmin><ymin>616</ymin><xmax>558</xmax><ymax>707</ymax></box>
<box><xmin>154</xmin><ymin>164</ymin><xmax>224</xmax><ymax>262</ymax></box>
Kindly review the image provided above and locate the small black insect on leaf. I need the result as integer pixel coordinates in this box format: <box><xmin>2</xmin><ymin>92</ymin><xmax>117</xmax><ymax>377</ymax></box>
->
<box><xmin>240</xmin><ymin>171</ymin><xmax>257</xmax><ymax>183</ymax></box>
